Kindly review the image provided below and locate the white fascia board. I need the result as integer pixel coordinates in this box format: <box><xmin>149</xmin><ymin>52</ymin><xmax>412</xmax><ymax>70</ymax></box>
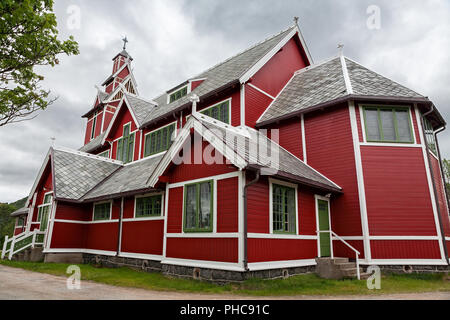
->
<box><xmin>146</xmin><ymin>117</ymin><xmax>196</xmax><ymax>187</ymax></box>
<box><xmin>192</xmin><ymin>120</ymin><xmax>247</xmax><ymax>169</ymax></box>
<box><xmin>26</xmin><ymin>148</ymin><xmax>52</xmax><ymax>206</ymax></box>
<box><xmin>101</xmin><ymin>96</ymin><xmax>140</xmax><ymax>145</ymax></box>
<box><xmin>239</xmin><ymin>28</ymin><xmax>297</xmax><ymax>84</ymax></box>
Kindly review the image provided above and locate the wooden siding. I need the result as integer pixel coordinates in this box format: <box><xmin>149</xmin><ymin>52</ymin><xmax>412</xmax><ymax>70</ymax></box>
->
<box><xmin>85</xmin><ymin>222</ymin><xmax>118</xmax><ymax>252</ymax></box>
<box><xmin>250</xmin><ymin>37</ymin><xmax>307</xmax><ymax>98</ymax></box>
<box><xmin>370</xmin><ymin>240</ymin><xmax>441</xmax><ymax>259</ymax></box>
<box><xmin>361</xmin><ymin>146</ymin><xmax>437</xmax><ymax>236</ymax></box>
<box><xmin>245</xmin><ymin>84</ymin><xmax>274</xmax><ymax>128</ymax></box>
<box><xmin>248</xmin><ymin>238</ymin><xmax>316</xmax><ymax>262</ymax></box>
<box><xmin>247</xmin><ymin>176</ymin><xmax>270</xmax><ymax>233</ymax></box>
<box><xmin>429</xmin><ymin>154</ymin><xmax>450</xmax><ymax>236</ymax></box>
<box><xmin>166</xmin><ymin>238</ymin><xmax>238</xmax><ymax>263</ymax></box>
<box><xmin>166</xmin><ymin>187</ymin><xmax>183</xmax><ymax>233</ymax></box>
<box><xmin>217</xmin><ymin>177</ymin><xmax>239</xmax><ymax>233</ymax></box>
<box><xmin>305</xmin><ymin>104</ymin><xmax>362</xmax><ymax>236</ymax></box>
<box><xmin>121</xmin><ymin>220</ymin><xmax>164</xmax><ymax>255</ymax></box>
<box><xmin>267</xmin><ymin>118</ymin><xmax>303</xmax><ymax>160</ymax></box>
<box><xmin>332</xmin><ymin>240</ymin><xmax>365</xmax><ymax>259</ymax></box>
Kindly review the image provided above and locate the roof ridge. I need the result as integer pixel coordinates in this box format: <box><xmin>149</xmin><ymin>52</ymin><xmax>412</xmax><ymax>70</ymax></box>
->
<box><xmin>343</xmin><ymin>56</ymin><xmax>425</xmax><ymax>97</ymax></box>
<box><xmin>340</xmin><ymin>55</ymin><xmax>353</xmax><ymax>94</ymax></box>
<box><xmin>54</xmin><ymin>146</ymin><xmax>123</xmax><ymax>165</ymax></box>
<box><xmin>124</xmin><ymin>92</ymin><xmax>157</xmax><ymax>105</ymax></box>
<box><xmin>149</xmin><ymin>24</ymin><xmax>297</xmax><ymax>103</ymax></box>
<box><xmin>294</xmin><ymin>54</ymin><xmax>340</xmax><ymax>75</ymax></box>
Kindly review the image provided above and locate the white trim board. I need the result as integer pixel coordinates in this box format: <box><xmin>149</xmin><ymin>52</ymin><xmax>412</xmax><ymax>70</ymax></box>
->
<box><xmin>247</xmin><ymin>259</ymin><xmax>316</xmax><ymax>271</ymax></box>
<box><xmin>161</xmin><ymin>257</ymin><xmax>244</xmax><ymax>272</ymax></box>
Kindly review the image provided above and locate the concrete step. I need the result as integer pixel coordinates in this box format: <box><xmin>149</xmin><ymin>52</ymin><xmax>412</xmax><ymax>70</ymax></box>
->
<box><xmin>332</xmin><ymin>257</ymin><xmax>349</xmax><ymax>264</ymax></box>
<box><xmin>342</xmin><ymin>268</ymin><xmax>366</xmax><ymax>278</ymax></box>
<box><xmin>334</xmin><ymin>262</ymin><xmax>356</xmax><ymax>269</ymax></box>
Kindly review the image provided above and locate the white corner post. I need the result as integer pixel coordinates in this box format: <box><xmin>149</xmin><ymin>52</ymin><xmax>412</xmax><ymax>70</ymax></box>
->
<box><xmin>190</xmin><ymin>94</ymin><xmax>200</xmax><ymax>116</ymax></box>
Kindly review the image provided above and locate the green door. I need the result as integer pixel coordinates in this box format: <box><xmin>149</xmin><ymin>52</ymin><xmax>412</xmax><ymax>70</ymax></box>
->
<box><xmin>317</xmin><ymin>199</ymin><xmax>331</xmax><ymax>257</ymax></box>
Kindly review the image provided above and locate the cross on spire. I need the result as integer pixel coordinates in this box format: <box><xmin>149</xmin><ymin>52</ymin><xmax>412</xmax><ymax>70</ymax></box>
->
<box><xmin>122</xmin><ymin>36</ymin><xmax>128</xmax><ymax>50</ymax></box>
<box><xmin>293</xmin><ymin>17</ymin><xmax>299</xmax><ymax>25</ymax></box>
<box><xmin>337</xmin><ymin>44</ymin><xmax>344</xmax><ymax>56</ymax></box>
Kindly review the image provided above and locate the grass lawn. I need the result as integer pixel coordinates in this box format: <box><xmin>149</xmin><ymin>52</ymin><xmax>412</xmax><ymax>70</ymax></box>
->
<box><xmin>1</xmin><ymin>259</ymin><xmax>449</xmax><ymax>296</ymax></box>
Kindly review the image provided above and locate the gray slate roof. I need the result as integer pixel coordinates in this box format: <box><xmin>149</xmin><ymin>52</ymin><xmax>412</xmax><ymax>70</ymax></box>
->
<box><xmin>53</xmin><ymin>149</ymin><xmax>121</xmax><ymax>200</ymax></box>
<box><xmin>196</xmin><ymin>116</ymin><xmax>341</xmax><ymax>192</ymax></box>
<box><xmin>124</xmin><ymin>93</ymin><xmax>156</xmax><ymax>127</ymax></box>
<box><xmin>257</xmin><ymin>56</ymin><xmax>425</xmax><ymax>125</ymax></box>
<box><xmin>83</xmin><ymin>154</ymin><xmax>164</xmax><ymax>201</ymax></box>
<box><xmin>141</xmin><ymin>26</ymin><xmax>296</xmax><ymax>127</ymax></box>
<box><xmin>78</xmin><ymin>131</ymin><xmax>106</xmax><ymax>153</ymax></box>
<box><xmin>11</xmin><ymin>207</ymin><xmax>28</xmax><ymax>217</ymax></box>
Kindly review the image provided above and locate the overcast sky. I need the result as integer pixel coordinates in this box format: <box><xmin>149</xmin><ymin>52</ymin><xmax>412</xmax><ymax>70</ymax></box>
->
<box><xmin>1</xmin><ymin>0</ymin><xmax>449</xmax><ymax>203</ymax></box>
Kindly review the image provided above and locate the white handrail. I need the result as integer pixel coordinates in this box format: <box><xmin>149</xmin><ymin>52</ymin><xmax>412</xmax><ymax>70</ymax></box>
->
<box><xmin>2</xmin><ymin>230</ymin><xmax>46</xmax><ymax>260</ymax></box>
<box><xmin>317</xmin><ymin>230</ymin><xmax>361</xmax><ymax>280</ymax></box>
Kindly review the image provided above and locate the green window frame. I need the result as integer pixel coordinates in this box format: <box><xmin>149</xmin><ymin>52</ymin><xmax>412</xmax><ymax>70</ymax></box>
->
<box><xmin>135</xmin><ymin>194</ymin><xmax>163</xmax><ymax>217</ymax></box>
<box><xmin>17</xmin><ymin>217</ymin><xmax>24</xmax><ymax>227</ymax></box>
<box><xmin>272</xmin><ymin>183</ymin><xmax>296</xmax><ymax>234</ymax></box>
<box><xmin>91</xmin><ymin>112</ymin><xmax>97</xmax><ymax>140</ymax></box>
<box><xmin>93</xmin><ymin>202</ymin><xmax>111</xmax><ymax>221</ymax></box>
<box><xmin>423</xmin><ymin>117</ymin><xmax>437</xmax><ymax>155</ymax></box>
<box><xmin>116</xmin><ymin>123</ymin><xmax>135</xmax><ymax>163</ymax></box>
<box><xmin>200</xmin><ymin>100</ymin><xmax>230</xmax><ymax>124</ymax></box>
<box><xmin>362</xmin><ymin>106</ymin><xmax>414</xmax><ymax>143</ymax></box>
<box><xmin>144</xmin><ymin>123</ymin><xmax>176</xmax><ymax>157</ymax></box>
<box><xmin>183</xmin><ymin>180</ymin><xmax>213</xmax><ymax>232</ymax></box>
<box><xmin>169</xmin><ymin>85</ymin><xmax>188</xmax><ymax>103</ymax></box>
<box><xmin>98</xmin><ymin>150</ymin><xmax>109</xmax><ymax>158</ymax></box>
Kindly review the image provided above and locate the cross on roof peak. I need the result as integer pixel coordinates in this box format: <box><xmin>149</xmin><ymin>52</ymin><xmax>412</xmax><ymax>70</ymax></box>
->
<box><xmin>122</xmin><ymin>36</ymin><xmax>128</xmax><ymax>50</ymax></box>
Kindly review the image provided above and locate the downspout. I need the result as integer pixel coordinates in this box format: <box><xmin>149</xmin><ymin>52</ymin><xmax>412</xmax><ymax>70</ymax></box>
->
<box><xmin>243</xmin><ymin>169</ymin><xmax>260</xmax><ymax>271</ymax></box>
<box><xmin>116</xmin><ymin>197</ymin><xmax>124</xmax><ymax>256</ymax></box>
<box><xmin>434</xmin><ymin>125</ymin><xmax>450</xmax><ymax>265</ymax></box>
<box><xmin>420</xmin><ymin>106</ymin><xmax>449</xmax><ymax>264</ymax></box>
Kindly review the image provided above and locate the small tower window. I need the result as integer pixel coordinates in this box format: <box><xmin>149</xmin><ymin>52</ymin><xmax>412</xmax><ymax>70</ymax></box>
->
<box><xmin>90</xmin><ymin>112</ymin><xmax>97</xmax><ymax>140</ymax></box>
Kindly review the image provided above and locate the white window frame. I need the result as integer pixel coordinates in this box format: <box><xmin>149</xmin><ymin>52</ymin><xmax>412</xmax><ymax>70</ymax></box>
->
<box><xmin>133</xmin><ymin>192</ymin><xmax>165</xmax><ymax>219</ymax></box>
<box><xmin>269</xmin><ymin>178</ymin><xmax>299</xmax><ymax>235</ymax></box>
<box><xmin>37</xmin><ymin>191</ymin><xmax>53</xmax><ymax>223</ymax></box>
<box><xmin>90</xmin><ymin>111</ymin><xmax>98</xmax><ymax>141</ymax></box>
<box><xmin>92</xmin><ymin>200</ymin><xmax>113</xmax><ymax>221</ymax></box>
<box><xmin>115</xmin><ymin>121</ymin><xmax>136</xmax><ymax>163</ymax></box>
<box><xmin>143</xmin><ymin>121</ymin><xmax>178</xmax><ymax>158</ymax></box>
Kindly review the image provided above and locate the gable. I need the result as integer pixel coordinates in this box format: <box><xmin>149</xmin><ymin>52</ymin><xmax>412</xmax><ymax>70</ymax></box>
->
<box><xmin>163</xmin><ymin>131</ymin><xmax>237</xmax><ymax>184</ymax></box>
<box><xmin>250</xmin><ymin>37</ymin><xmax>308</xmax><ymax>97</ymax></box>
<box><xmin>104</xmin><ymin>101</ymin><xmax>139</xmax><ymax>142</ymax></box>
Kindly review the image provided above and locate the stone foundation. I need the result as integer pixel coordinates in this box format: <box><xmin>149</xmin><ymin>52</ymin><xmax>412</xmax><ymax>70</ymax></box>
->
<box><xmin>43</xmin><ymin>252</ymin><xmax>450</xmax><ymax>282</ymax></box>
<box><xmin>371</xmin><ymin>264</ymin><xmax>450</xmax><ymax>274</ymax></box>
<box><xmin>82</xmin><ymin>253</ymin><xmax>162</xmax><ymax>273</ymax></box>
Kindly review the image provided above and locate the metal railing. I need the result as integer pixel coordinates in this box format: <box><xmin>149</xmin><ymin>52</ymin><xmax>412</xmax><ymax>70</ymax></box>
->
<box><xmin>317</xmin><ymin>230</ymin><xmax>361</xmax><ymax>280</ymax></box>
<box><xmin>1</xmin><ymin>229</ymin><xmax>45</xmax><ymax>260</ymax></box>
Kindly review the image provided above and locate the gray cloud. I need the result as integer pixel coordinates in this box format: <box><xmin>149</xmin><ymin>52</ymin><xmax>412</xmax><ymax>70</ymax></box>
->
<box><xmin>1</xmin><ymin>0</ymin><xmax>449</xmax><ymax>202</ymax></box>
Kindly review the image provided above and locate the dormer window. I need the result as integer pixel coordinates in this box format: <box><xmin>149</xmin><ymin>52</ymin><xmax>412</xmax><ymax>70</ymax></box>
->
<box><xmin>116</xmin><ymin>123</ymin><xmax>135</xmax><ymax>163</ymax></box>
<box><xmin>169</xmin><ymin>85</ymin><xmax>188</xmax><ymax>103</ymax></box>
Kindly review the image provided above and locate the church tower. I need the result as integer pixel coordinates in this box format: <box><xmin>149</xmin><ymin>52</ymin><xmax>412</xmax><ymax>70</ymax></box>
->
<box><xmin>81</xmin><ymin>37</ymin><xmax>138</xmax><ymax>147</ymax></box>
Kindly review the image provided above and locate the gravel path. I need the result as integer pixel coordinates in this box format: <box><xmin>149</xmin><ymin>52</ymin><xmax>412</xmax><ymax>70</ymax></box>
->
<box><xmin>0</xmin><ymin>265</ymin><xmax>448</xmax><ymax>300</ymax></box>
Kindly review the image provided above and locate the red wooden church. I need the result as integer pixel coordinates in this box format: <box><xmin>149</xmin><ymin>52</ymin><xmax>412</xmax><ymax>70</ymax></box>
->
<box><xmin>4</xmin><ymin>20</ymin><xmax>450</xmax><ymax>280</ymax></box>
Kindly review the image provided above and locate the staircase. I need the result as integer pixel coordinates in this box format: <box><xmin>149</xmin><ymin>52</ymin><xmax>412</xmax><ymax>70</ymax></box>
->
<box><xmin>316</xmin><ymin>257</ymin><xmax>370</xmax><ymax>280</ymax></box>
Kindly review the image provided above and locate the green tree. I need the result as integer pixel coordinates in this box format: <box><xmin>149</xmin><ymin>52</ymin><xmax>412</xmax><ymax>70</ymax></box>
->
<box><xmin>0</xmin><ymin>0</ymin><xmax>79</xmax><ymax>126</ymax></box>
<box><xmin>0</xmin><ymin>203</ymin><xmax>17</xmax><ymax>248</ymax></box>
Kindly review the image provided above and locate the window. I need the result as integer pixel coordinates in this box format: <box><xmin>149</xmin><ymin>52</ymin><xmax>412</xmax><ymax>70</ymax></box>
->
<box><xmin>93</xmin><ymin>202</ymin><xmax>111</xmax><ymax>221</ymax></box>
<box><xmin>116</xmin><ymin>123</ymin><xmax>135</xmax><ymax>163</ymax></box>
<box><xmin>144</xmin><ymin>123</ymin><xmax>176</xmax><ymax>157</ymax></box>
<box><xmin>135</xmin><ymin>194</ymin><xmax>162</xmax><ymax>217</ymax></box>
<box><xmin>169</xmin><ymin>85</ymin><xmax>188</xmax><ymax>103</ymax></box>
<box><xmin>98</xmin><ymin>150</ymin><xmax>110</xmax><ymax>158</ymax></box>
<box><xmin>201</xmin><ymin>100</ymin><xmax>230</xmax><ymax>124</ymax></box>
<box><xmin>90</xmin><ymin>112</ymin><xmax>97</xmax><ymax>140</ymax></box>
<box><xmin>17</xmin><ymin>217</ymin><xmax>24</xmax><ymax>227</ymax></box>
<box><xmin>423</xmin><ymin>117</ymin><xmax>437</xmax><ymax>155</ymax></box>
<box><xmin>272</xmin><ymin>183</ymin><xmax>296</xmax><ymax>234</ymax></box>
<box><xmin>363</xmin><ymin>106</ymin><xmax>413</xmax><ymax>143</ymax></box>
<box><xmin>184</xmin><ymin>180</ymin><xmax>213</xmax><ymax>232</ymax></box>
<box><xmin>38</xmin><ymin>193</ymin><xmax>52</xmax><ymax>231</ymax></box>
